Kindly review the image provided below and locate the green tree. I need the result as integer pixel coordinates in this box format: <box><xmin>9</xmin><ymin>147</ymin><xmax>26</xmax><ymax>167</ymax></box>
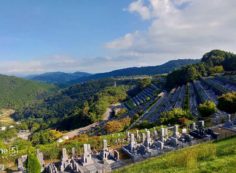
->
<box><xmin>198</xmin><ymin>101</ymin><xmax>216</xmax><ymax>117</ymax></box>
<box><xmin>31</xmin><ymin>129</ymin><xmax>62</xmax><ymax>145</ymax></box>
<box><xmin>26</xmin><ymin>154</ymin><xmax>41</xmax><ymax>173</ymax></box>
<box><xmin>209</xmin><ymin>65</ymin><xmax>224</xmax><ymax>75</ymax></box>
<box><xmin>138</xmin><ymin>78</ymin><xmax>152</xmax><ymax>89</ymax></box>
<box><xmin>218</xmin><ymin>92</ymin><xmax>236</xmax><ymax>114</ymax></box>
<box><xmin>160</xmin><ymin>108</ymin><xmax>192</xmax><ymax>125</ymax></box>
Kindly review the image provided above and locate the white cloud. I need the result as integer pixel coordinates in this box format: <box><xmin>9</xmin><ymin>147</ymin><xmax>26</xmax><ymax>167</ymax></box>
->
<box><xmin>0</xmin><ymin>55</ymin><xmax>152</xmax><ymax>76</ymax></box>
<box><xmin>2</xmin><ymin>0</ymin><xmax>236</xmax><ymax>76</ymax></box>
<box><xmin>0</xmin><ymin>56</ymin><xmax>79</xmax><ymax>76</ymax></box>
<box><xmin>106</xmin><ymin>0</ymin><xmax>236</xmax><ymax>64</ymax></box>
<box><xmin>128</xmin><ymin>0</ymin><xmax>151</xmax><ymax>20</ymax></box>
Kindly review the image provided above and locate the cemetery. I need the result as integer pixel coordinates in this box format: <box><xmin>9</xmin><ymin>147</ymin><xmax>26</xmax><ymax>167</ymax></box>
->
<box><xmin>13</xmin><ymin>117</ymin><xmax>236</xmax><ymax>173</ymax></box>
<box><xmin>124</xmin><ymin>84</ymin><xmax>159</xmax><ymax>110</ymax></box>
<box><xmin>134</xmin><ymin>76</ymin><xmax>236</xmax><ymax>124</ymax></box>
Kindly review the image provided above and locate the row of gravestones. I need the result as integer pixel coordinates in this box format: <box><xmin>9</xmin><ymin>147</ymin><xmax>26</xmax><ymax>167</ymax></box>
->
<box><xmin>13</xmin><ymin>119</ymin><xmax>231</xmax><ymax>172</ymax></box>
<box><xmin>122</xmin><ymin>121</ymin><xmax>219</xmax><ymax>160</ymax></box>
<box><xmin>46</xmin><ymin>140</ymin><xmax>119</xmax><ymax>173</ymax></box>
<box><xmin>15</xmin><ymin>139</ymin><xmax>119</xmax><ymax>173</ymax></box>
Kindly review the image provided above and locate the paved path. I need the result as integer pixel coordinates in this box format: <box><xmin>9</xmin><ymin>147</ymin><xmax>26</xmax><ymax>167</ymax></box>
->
<box><xmin>64</xmin><ymin>122</ymin><xmax>100</xmax><ymax>138</ymax></box>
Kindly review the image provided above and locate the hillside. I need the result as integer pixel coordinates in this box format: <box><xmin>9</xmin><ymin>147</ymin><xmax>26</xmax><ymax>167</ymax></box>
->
<box><xmin>27</xmin><ymin>71</ymin><xmax>91</xmax><ymax>85</ymax></box>
<box><xmin>27</xmin><ymin>59</ymin><xmax>198</xmax><ymax>86</ymax></box>
<box><xmin>114</xmin><ymin>136</ymin><xmax>236</xmax><ymax>173</ymax></box>
<box><xmin>0</xmin><ymin>74</ymin><xmax>56</xmax><ymax>109</ymax></box>
<box><xmin>14</xmin><ymin>78</ymin><xmax>138</xmax><ymax>129</ymax></box>
<box><xmin>68</xmin><ymin>59</ymin><xmax>199</xmax><ymax>84</ymax></box>
<box><xmin>166</xmin><ymin>50</ymin><xmax>236</xmax><ymax>89</ymax></box>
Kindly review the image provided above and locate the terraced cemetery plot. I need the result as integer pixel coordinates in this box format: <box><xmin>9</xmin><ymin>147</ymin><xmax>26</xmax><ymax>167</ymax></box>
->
<box><xmin>124</xmin><ymin>84</ymin><xmax>160</xmax><ymax>110</ymax></box>
<box><xmin>189</xmin><ymin>83</ymin><xmax>198</xmax><ymax>116</ymax></box>
<box><xmin>135</xmin><ymin>76</ymin><xmax>236</xmax><ymax>124</ymax></box>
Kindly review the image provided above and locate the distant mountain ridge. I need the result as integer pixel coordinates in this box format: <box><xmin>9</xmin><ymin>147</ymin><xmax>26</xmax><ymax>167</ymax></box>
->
<box><xmin>68</xmin><ymin>59</ymin><xmax>200</xmax><ymax>84</ymax></box>
<box><xmin>27</xmin><ymin>71</ymin><xmax>91</xmax><ymax>85</ymax></box>
<box><xmin>28</xmin><ymin>59</ymin><xmax>199</xmax><ymax>85</ymax></box>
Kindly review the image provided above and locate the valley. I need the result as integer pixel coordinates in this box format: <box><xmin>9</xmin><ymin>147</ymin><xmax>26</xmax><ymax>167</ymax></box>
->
<box><xmin>0</xmin><ymin>50</ymin><xmax>236</xmax><ymax>172</ymax></box>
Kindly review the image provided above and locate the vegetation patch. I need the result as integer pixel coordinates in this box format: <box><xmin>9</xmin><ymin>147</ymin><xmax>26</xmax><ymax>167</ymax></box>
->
<box><xmin>114</xmin><ymin>136</ymin><xmax>236</xmax><ymax>173</ymax></box>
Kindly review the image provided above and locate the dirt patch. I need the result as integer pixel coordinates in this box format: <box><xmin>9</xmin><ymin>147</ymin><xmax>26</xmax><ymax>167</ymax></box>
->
<box><xmin>0</xmin><ymin>109</ymin><xmax>15</xmax><ymax>125</ymax></box>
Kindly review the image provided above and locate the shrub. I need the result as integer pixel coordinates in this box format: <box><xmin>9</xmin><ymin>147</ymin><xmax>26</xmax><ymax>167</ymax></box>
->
<box><xmin>218</xmin><ymin>92</ymin><xmax>236</xmax><ymax>114</ymax></box>
<box><xmin>26</xmin><ymin>153</ymin><xmax>41</xmax><ymax>173</ymax></box>
<box><xmin>198</xmin><ymin>101</ymin><xmax>216</xmax><ymax>117</ymax></box>
<box><xmin>105</xmin><ymin>117</ymin><xmax>131</xmax><ymax>133</ymax></box>
<box><xmin>160</xmin><ymin>108</ymin><xmax>192</xmax><ymax>125</ymax></box>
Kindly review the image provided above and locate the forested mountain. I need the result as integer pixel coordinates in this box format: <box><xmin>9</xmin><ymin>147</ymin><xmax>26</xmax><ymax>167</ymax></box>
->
<box><xmin>68</xmin><ymin>59</ymin><xmax>199</xmax><ymax>84</ymax></box>
<box><xmin>0</xmin><ymin>74</ymin><xmax>56</xmax><ymax>109</ymax></box>
<box><xmin>27</xmin><ymin>71</ymin><xmax>91</xmax><ymax>85</ymax></box>
<box><xmin>27</xmin><ymin>59</ymin><xmax>199</xmax><ymax>86</ymax></box>
<box><xmin>166</xmin><ymin>50</ymin><xmax>236</xmax><ymax>89</ymax></box>
<box><xmin>14</xmin><ymin>78</ymin><xmax>139</xmax><ymax>130</ymax></box>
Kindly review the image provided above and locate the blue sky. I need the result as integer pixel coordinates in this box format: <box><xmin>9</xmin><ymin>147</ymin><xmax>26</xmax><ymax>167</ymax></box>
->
<box><xmin>0</xmin><ymin>0</ymin><xmax>143</xmax><ymax>59</ymax></box>
<box><xmin>0</xmin><ymin>0</ymin><xmax>236</xmax><ymax>75</ymax></box>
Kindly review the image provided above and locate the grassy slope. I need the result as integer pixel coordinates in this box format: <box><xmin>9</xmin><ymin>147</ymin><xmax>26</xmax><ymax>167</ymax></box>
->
<box><xmin>0</xmin><ymin>109</ymin><xmax>15</xmax><ymax>125</ymax></box>
<box><xmin>114</xmin><ymin>136</ymin><xmax>236</xmax><ymax>173</ymax></box>
<box><xmin>0</xmin><ymin>74</ymin><xmax>56</xmax><ymax>109</ymax></box>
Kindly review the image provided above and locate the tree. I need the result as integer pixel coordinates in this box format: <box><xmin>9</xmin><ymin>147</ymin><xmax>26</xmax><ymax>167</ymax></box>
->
<box><xmin>105</xmin><ymin>120</ymin><xmax>123</xmax><ymax>133</ymax></box>
<box><xmin>105</xmin><ymin>117</ymin><xmax>131</xmax><ymax>133</ymax></box>
<box><xmin>209</xmin><ymin>65</ymin><xmax>224</xmax><ymax>75</ymax></box>
<box><xmin>202</xmin><ymin>49</ymin><xmax>227</xmax><ymax>66</ymax></box>
<box><xmin>198</xmin><ymin>101</ymin><xmax>216</xmax><ymax>117</ymax></box>
<box><xmin>160</xmin><ymin>108</ymin><xmax>192</xmax><ymax>125</ymax></box>
<box><xmin>138</xmin><ymin>78</ymin><xmax>152</xmax><ymax>89</ymax></box>
<box><xmin>26</xmin><ymin>154</ymin><xmax>41</xmax><ymax>173</ymax></box>
<box><xmin>30</xmin><ymin>129</ymin><xmax>62</xmax><ymax>145</ymax></box>
<box><xmin>185</xmin><ymin>66</ymin><xmax>199</xmax><ymax>82</ymax></box>
<box><xmin>218</xmin><ymin>92</ymin><xmax>236</xmax><ymax>114</ymax></box>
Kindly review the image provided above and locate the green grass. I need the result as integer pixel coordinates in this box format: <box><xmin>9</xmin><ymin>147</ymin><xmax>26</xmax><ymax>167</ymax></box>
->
<box><xmin>114</xmin><ymin>136</ymin><xmax>236</xmax><ymax>173</ymax></box>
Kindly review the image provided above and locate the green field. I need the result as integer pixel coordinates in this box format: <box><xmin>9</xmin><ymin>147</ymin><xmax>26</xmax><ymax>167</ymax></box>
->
<box><xmin>114</xmin><ymin>136</ymin><xmax>236</xmax><ymax>173</ymax></box>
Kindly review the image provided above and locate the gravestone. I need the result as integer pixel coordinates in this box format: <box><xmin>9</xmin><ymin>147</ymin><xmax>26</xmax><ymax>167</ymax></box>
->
<box><xmin>100</xmin><ymin>139</ymin><xmax>110</xmax><ymax>161</ymax></box>
<box><xmin>224</xmin><ymin>114</ymin><xmax>233</xmax><ymax>128</ymax></box>
<box><xmin>198</xmin><ymin>120</ymin><xmax>204</xmax><ymax>129</ymax></box>
<box><xmin>173</xmin><ymin>125</ymin><xmax>180</xmax><ymax>138</ymax></box>
<box><xmin>72</xmin><ymin>147</ymin><xmax>76</xmax><ymax>159</ymax></box>
<box><xmin>182</xmin><ymin>128</ymin><xmax>187</xmax><ymax>134</ymax></box>
<box><xmin>114</xmin><ymin>150</ymin><xmax>119</xmax><ymax>161</ymax></box>
<box><xmin>130</xmin><ymin>134</ymin><xmax>136</xmax><ymax>153</ymax></box>
<box><xmin>156</xmin><ymin>141</ymin><xmax>164</xmax><ymax>150</ymax></box>
<box><xmin>142</xmin><ymin>133</ymin><xmax>146</xmax><ymax>144</ymax></box>
<box><xmin>170</xmin><ymin>137</ymin><xmax>178</xmax><ymax>147</ymax></box>
<box><xmin>164</xmin><ymin>128</ymin><xmax>169</xmax><ymax>138</ymax></box>
<box><xmin>160</xmin><ymin>128</ymin><xmax>165</xmax><ymax>142</ymax></box>
<box><xmin>17</xmin><ymin>155</ymin><xmax>27</xmax><ymax>171</ymax></box>
<box><xmin>153</xmin><ymin>129</ymin><xmax>158</xmax><ymax>139</ymax></box>
<box><xmin>61</xmin><ymin>148</ymin><xmax>68</xmax><ymax>162</ymax></box>
<box><xmin>60</xmin><ymin>148</ymin><xmax>70</xmax><ymax>172</ymax></box>
<box><xmin>191</xmin><ymin>122</ymin><xmax>197</xmax><ymax>131</ymax></box>
<box><xmin>82</xmin><ymin>144</ymin><xmax>93</xmax><ymax>166</ymax></box>
<box><xmin>145</xmin><ymin>130</ymin><xmax>152</xmax><ymax>148</ymax></box>
<box><xmin>136</xmin><ymin>130</ymin><xmax>141</xmax><ymax>141</ymax></box>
